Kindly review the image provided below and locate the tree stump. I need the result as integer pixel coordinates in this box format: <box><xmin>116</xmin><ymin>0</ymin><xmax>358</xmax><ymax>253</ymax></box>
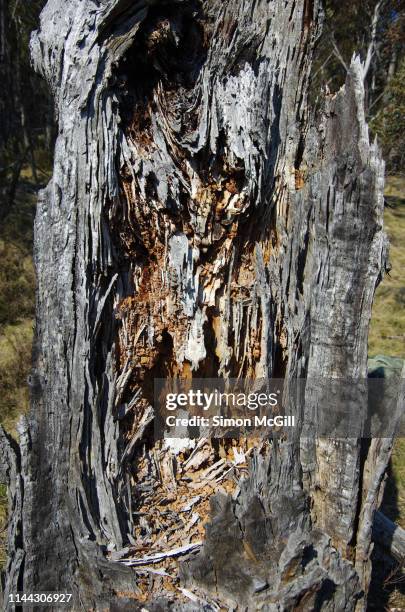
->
<box><xmin>0</xmin><ymin>1</ymin><xmax>400</xmax><ymax>610</ymax></box>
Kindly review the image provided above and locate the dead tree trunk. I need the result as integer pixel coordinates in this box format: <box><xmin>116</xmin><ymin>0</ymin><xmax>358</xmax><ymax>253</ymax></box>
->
<box><xmin>0</xmin><ymin>0</ymin><xmax>400</xmax><ymax>609</ymax></box>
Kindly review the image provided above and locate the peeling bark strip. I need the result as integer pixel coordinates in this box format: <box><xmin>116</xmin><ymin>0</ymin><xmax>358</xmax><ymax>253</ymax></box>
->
<box><xmin>0</xmin><ymin>0</ymin><xmax>399</xmax><ymax>610</ymax></box>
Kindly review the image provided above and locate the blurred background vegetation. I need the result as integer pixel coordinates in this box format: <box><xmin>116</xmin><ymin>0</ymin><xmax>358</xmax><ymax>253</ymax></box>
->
<box><xmin>0</xmin><ymin>0</ymin><xmax>403</xmax><ymax>606</ymax></box>
<box><xmin>0</xmin><ymin>0</ymin><xmax>50</xmax><ymax>435</ymax></box>
<box><xmin>313</xmin><ymin>0</ymin><xmax>405</xmax><ymax>174</ymax></box>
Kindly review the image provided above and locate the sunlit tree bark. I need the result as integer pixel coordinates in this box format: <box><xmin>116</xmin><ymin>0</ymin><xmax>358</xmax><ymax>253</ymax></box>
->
<box><xmin>0</xmin><ymin>1</ymin><xmax>399</xmax><ymax>609</ymax></box>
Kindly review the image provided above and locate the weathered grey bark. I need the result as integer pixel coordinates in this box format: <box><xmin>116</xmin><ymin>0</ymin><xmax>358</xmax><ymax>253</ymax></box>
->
<box><xmin>373</xmin><ymin>511</ymin><xmax>405</xmax><ymax>564</ymax></box>
<box><xmin>0</xmin><ymin>0</ymin><xmax>401</xmax><ymax>610</ymax></box>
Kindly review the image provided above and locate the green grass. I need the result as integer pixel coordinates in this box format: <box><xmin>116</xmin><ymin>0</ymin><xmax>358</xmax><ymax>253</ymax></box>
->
<box><xmin>0</xmin><ymin>178</ymin><xmax>37</xmax><ymax>566</ymax></box>
<box><xmin>369</xmin><ymin>175</ymin><xmax>405</xmax><ymax>531</ymax></box>
<box><xmin>368</xmin><ymin>176</ymin><xmax>405</xmax><ymax>610</ymax></box>
<box><xmin>369</xmin><ymin>176</ymin><xmax>405</xmax><ymax>358</ymax></box>
<box><xmin>0</xmin><ymin>180</ymin><xmax>36</xmax><ymax>433</ymax></box>
<box><xmin>0</xmin><ymin>319</ymin><xmax>33</xmax><ymax>433</ymax></box>
<box><xmin>391</xmin><ymin>439</ymin><xmax>405</xmax><ymax>531</ymax></box>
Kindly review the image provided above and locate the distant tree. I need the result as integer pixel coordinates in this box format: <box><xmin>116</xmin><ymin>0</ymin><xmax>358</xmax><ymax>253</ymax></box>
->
<box><xmin>371</xmin><ymin>57</ymin><xmax>405</xmax><ymax>171</ymax></box>
<box><xmin>312</xmin><ymin>0</ymin><xmax>405</xmax><ymax>172</ymax></box>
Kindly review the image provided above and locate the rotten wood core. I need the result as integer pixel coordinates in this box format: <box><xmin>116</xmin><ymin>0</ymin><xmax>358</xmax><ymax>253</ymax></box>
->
<box><xmin>112</xmin><ymin>6</ymin><xmax>274</xmax><ymax>385</ymax></box>
<box><xmin>0</xmin><ymin>0</ymin><xmax>401</xmax><ymax>609</ymax></box>
<box><xmin>109</xmin><ymin>7</ymin><xmax>294</xmax><ymax>594</ymax></box>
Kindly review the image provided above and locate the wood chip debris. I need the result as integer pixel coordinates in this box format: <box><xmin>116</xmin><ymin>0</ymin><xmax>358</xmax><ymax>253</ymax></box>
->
<box><xmin>109</xmin><ymin>433</ymin><xmax>266</xmax><ymax>603</ymax></box>
<box><xmin>120</xmin><ymin>542</ymin><xmax>202</xmax><ymax>566</ymax></box>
